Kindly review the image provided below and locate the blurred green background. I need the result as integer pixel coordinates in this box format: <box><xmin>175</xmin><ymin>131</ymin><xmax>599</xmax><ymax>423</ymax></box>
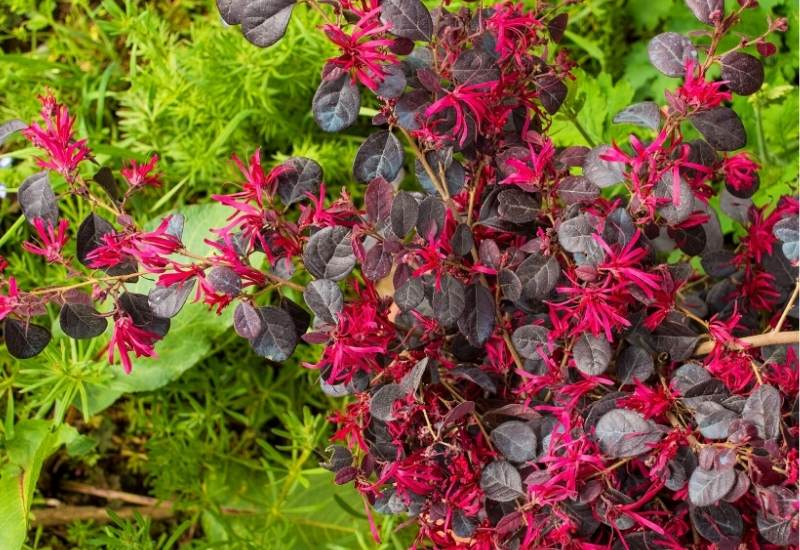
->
<box><xmin>0</xmin><ymin>0</ymin><xmax>796</xmax><ymax>548</ymax></box>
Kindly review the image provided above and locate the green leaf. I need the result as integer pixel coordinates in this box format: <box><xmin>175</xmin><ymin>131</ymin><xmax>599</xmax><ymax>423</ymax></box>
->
<box><xmin>0</xmin><ymin>420</ymin><xmax>77</xmax><ymax>550</ymax></box>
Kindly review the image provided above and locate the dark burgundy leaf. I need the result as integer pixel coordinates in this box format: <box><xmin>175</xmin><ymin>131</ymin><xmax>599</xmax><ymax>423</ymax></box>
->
<box><xmin>217</xmin><ymin>0</ymin><xmax>246</xmax><ymax>24</ymax></box>
<box><xmin>499</xmin><ymin>269</ymin><xmax>522</xmax><ymax>301</ymax></box>
<box><xmin>93</xmin><ymin>166</ymin><xmax>122</xmax><ymax>203</ymax></box>
<box><xmin>432</xmin><ymin>274</ymin><xmax>465</xmax><ymax>327</ymax></box>
<box><xmin>595</xmin><ymin>409</ymin><xmax>660</xmax><ymax>458</ymax></box>
<box><xmin>693</xmin><ymin>401</ymin><xmax>737</xmax><ymax>440</ymax></box>
<box><xmin>557</xmin><ymin>175</ymin><xmax>599</xmax><ymax>205</ymax></box>
<box><xmin>376</xmin><ymin>63</ymin><xmax>407</xmax><ymax>99</ymax></box>
<box><xmin>655</xmin><ymin>173</ymin><xmax>693</xmax><ymax>225</ymax></box>
<box><xmin>573</xmin><ymin>334</ymin><xmax>611</xmax><ymax>376</ymax></box>
<box><xmin>450</xmin><ymin>223</ymin><xmax>474</xmax><ymax>257</ymax></box>
<box><xmin>207</xmin><ymin>266</ymin><xmax>242</xmax><ymax>296</ymax></box>
<box><xmin>320</xmin><ymin>444</ymin><xmax>353</xmax><ymax>472</ymax></box>
<box><xmin>371</xmin><ymin>383</ymin><xmax>406</xmax><ymax>421</ymax></box>
<box><xmin>59</xmin><ymin>303</ymin><xmax>107</xmax><ymax>339</ymax></box>
<box><xmin>613</xmin><ymin>101</ymin><xmax>661</xmax><ymax>130</ymax></box>
<box><xmin>276</xmin><ymin>157</ymin><xmax>322</xmax><ymax>205</ymax></box>
<box><xmin>720</xmin><ymin>52</ymin><xmax>764</xmax><ymax>96</ymax></box>
<box><xmin>669</xmin><ymin>225</ymin><xmax>706</xmax><ymax>256</ymax></box>
<box><xmin>685</xmin><ymin>0</ymin><xmax>723</xmax><ymax>24</ymax></box>
<box><xmin>452</xmin><ymin>510</ymin><xmax>477</xmax><ymax>538</ymax></box>
<box><xmin>312</xmin><ymin>73</ymin><xmax>360</xmax><ymax>132</ymax></box>
<box><xmin>700</xmin><ymin>249</ymin><xmax>736</xmax><ymax>277</ymax></box>
<box><xmin>647</xmin><ymin>32</ymin><xmax>698</xmax><ymax>77</ymax></box>
<box><xmin>277</xmin><ymin>297</ymin><xmax>310</xmax><ymax>338</ymax></box>
<box><xmin>303</xmin><ymin>279</ymin><xmax>343</xmax><ymax>325</ymax></box>
<box><xmin>558</xmin><ymin>213</ymin><xmax>596</xmax><ymax>253</ymax></box>
<box><xmin>497</xmin><ymin>189</ymin><xmax>538</xmax><ymax>223</ymax></box>
<box><xmin>233</xmin><ymin>301</ymin><xmax>263</xmax><ymax>339</ymax></box>
<box><xmin>380</xmin><ymin>0</ymin><xmax>433</xmax><ymax>41</ymax></box>
<box><xmin>491</xmin><ymin>421</ymin><xmax>537</xmax><ymax>463</ymax></box>
<box><xmin>365</xmin><ymin>178</ymin><xmax>394</xmax><ymax>225</ymax></box>
<box><xmin>452</xmin><ymin>49</ymin><xmax>499</xmax><ymax>85</ymax></box>
<box><xmin>18</xmin><ymin>172</ymin><xmax>58</xmax><ymax>225</ymax></box>
<box><xmin>556</xmin><ymin>146</ymin><xmax>590</xmax><ymax>168</ymax></box>
<box><xmin>583</xmin><ymin>145</ymin><xmax>625</xmax><ymax>188</ymax></box>
<box><xmin>690</xmin><ymin>503</ymin><xmax>742</xmax><ymax>544</ymax></box>
<box><xmin>119</xmin><ymin>293</ymin><xmax>170</xmax><ymax>337</ymax></box>
<box><xmin>4</xmin><ymin>319</ymin><xmax>51</xmax><ymax>359</ymax></box>
<box><xmin>511</xmin><ymin>325</ymin><xmax>548</xmax><ymax>360</ymax></box>
<box><xmin>149</xmin><ymin>280</ymin><xmax>195</xmax><ymax>319</ymax></box>
<box><xmin>681</xmin><ymin>379</ymin><xmax>729</xmax><ymax>409</ymax></box>
<box><xmin>547</xmin><ymin>13</ymin><xmax>568</xmax><ymax>43</ymax></box>
<box><xmin>241</xmin><ymin>0</ymin><xmax>296</xmax><ymax>47</ymax></box>
<box><xmin>399</xmin><ymin>357</ymin><xmax>428</xmax><ymax>393</ymax></box>
<box><xmin>442</xmin><ymin>400</ymin><xmax>475</xmax><ymax>426</ymax></box>
<box><xmin>390</xmin><ymin>191</ymin><xmax>419</xmax><ymax>237</ymax></box>
<box><xmin>742</xmin><ymin>384</ymin><xmax>781</xmax><ymax>440</ymax></box>
<box><xmin>457</xmin><ymin>283</ymin><xmax>495</xmax><ymax>347</ymax></box>
<box><xmin>616</xmin><ymin>345</ymin><xmax>654</xmax><ymax>384</ymax></box>
<box><xmin>535</xmin><ymin>74</ymin><xmax>567</xmax><ymax>114</ymax></box>
<box><xmin>480</xmin><ymin>461</ymin><xmax>523</xmax><ymax>502</ymax></box>
<box><xmin>395</xmin><ymin>277</ymin><xmax>424</xmax><ymax>312</ymax></box>
<box><xmin>416</xmin><ymin>195</ymin><xmax>445</xmax><ymax>240</ymax></box>
<box><xmin>452</xmin><ymin>366</ymin><xmax>496</xmax><ymax>393</ymax></box>
<box><xmin>165</xmin><ymin>214</ymin><xmax>185</xmax><ymax>241</ymax></box>
<box><xmin>395</xmin><ymin>90</ymin><xmax>429</xmax><ymax>130</ymax></box>
<box><xmin>719</xmin><ymin>189</ymin><xmax>751</xmax><ymax>224</ymax></box>
<box><xmin>0</xmin><ymin>119</ymin><xmax>25</xmax><ymax>146</ymax></box>
<box><xmin>653</xmin><ymin>314</ymin><xmax>699</xmax><ymax>361</ymax></box>
<box><xmin>689</xmin><ymin>467</ymin><xmax>736</xmax><ymax>507</ymax></box>
<box><xmin>690</xmin><ymin>108</ymin><xmax>746</xmax><ymax>151</ymax></box>
<box><xmin>303</xmin><ymin>226</ymin><xmax>356</xmax><ymax>281</ymax></box>
<box><xmin>773</xmin><ymin>214</ymin><xmax>799</xmax><ymax>263</ymax></box>
<box><xmin>249</xmin><ymin>306</ymin><xmax>297</xmax><ymax>361</ymax></box>
<box><xmin>517</xmin><ymin>253</ymin><xmax>560</xmax><ymax>300</ymax></box>
<box><xmin>757</xmin><ymin>511</ymin><xmax>798</xmax><ymax>546</ymax></box>
<box><xmin>353</xmin><ymin>130</ymin><xmax>404</xmax><ymax>183</ymax></box>
<box><xmin>362</xmin><ymin>242</ymin><xmax>392</xmax><ymax>281</ymax></box>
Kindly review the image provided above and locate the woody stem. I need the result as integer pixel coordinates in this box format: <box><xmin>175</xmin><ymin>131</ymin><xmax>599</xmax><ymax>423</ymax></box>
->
<box><xmin>693</xmin><ymin>330</ymin><xmax>799</xmax><ymax>356</ymax></box>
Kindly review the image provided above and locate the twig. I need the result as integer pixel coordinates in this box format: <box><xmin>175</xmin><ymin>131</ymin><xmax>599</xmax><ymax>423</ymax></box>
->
<box><xmin>31</xmin><ymin>504</ymin><xmax>174</xmax><ymax>527</ymax></box>
<box><xmin>59</xmin><ymin>481</ymin><xmax>164</xmax><ymax>507</ymax></box>
<box><xmin>693</xmin><ymin>330</ymin><xmax>799</xmax><ymax>356</ymax></box>
<box><xmin>772</xmin><ymin>281</ymin><xmax>799</xmax><ymax>333</ymax></box>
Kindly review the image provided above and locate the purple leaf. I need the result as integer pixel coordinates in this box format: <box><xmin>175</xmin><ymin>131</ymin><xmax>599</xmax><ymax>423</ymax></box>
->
<box><xmin>647</xmin><ymin>32</ymin><xmax>698</xmax><ymax>77</ymax></box>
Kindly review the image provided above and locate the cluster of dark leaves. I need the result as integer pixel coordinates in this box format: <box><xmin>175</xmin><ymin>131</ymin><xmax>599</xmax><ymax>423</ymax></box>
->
<box><xmin>1</xmin><ymin>0</ymin><xmax>797</xmax><ymax>548</ymax></box>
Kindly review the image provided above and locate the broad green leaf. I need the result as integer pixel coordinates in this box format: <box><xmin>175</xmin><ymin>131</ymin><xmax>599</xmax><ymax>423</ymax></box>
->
<box><xmin>0</xmin><ymin>420</ymin><xmax>77</xmax><ymax>550</ymax></box>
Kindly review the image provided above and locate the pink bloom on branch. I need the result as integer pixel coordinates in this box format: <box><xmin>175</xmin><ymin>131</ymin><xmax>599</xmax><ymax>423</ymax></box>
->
<box><xmin>22</xmin><ymin>218</ymin><xmax>69</xmax><ymax>263</ymax></box>
<box><xmin>323</xmin><ymin>9</ymin><xmax>398</xmax><ymax>91</ymax></box>
<box><xmin>722</xmin><ymin>152</ymin><xmax>759</xmax><ymax>193</ymax></box>
<box><xmin>500</xmin><ymin>139</ymin><xmax>556</xmax><ymax>192</ymax></box>
<box><xmin>484</xmin><ymin>3</ymin><xmax>543</xmax><ymax>65</ymax></box>
<box><xmin>108</xmin><ymin>315</ymin><xmax>159</xmax><ymax>374</ymax></box>
<box><xmin>0</xmin><ymin>278</ymin><xmax>20</xmax><ymax>321</ymax></box>
<box><xmin>121</xmin><ymin>155</ymin><xmax>162</xmax><ymax>189</ymax></box>
<box><xmin>425</xmin><ymin>81</ymin><xmax>497</xmax><ymax>146</ymax></box>
<box><xmin>666</xmin><ymin>60</ymin><xmax>732</xmax><ymax>113</ymax></box>
<box><xmin>22</xmin><ymin>94</ymin><xmax>91</xmax><ymax>182</ymax></box>
<box><xmin>87</xmin><ymin>216</ymin><xmax>182</xmax><ymax>272</ymax></box>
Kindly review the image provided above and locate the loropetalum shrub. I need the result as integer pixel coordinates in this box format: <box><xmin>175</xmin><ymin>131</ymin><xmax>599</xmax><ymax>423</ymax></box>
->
<box><xmin>0</xmin><ymin>0</ymin><xmax>798</xmax><ymax>547</ymax></box>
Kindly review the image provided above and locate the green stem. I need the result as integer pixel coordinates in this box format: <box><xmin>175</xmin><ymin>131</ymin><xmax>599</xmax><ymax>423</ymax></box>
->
<box><xmin>0</xmin><ymin>215</ymin><xmax>25</xmax><ymax>249</ymax></box>
<box><xmin>753</xmin><ymin>98</ymin><xmax>768</xmax><ymax>163</ymax></box>
<box><xmin>567</xmin><ymin>110</ymin><xmax>596</xmax><ymax>147</ymax></box>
